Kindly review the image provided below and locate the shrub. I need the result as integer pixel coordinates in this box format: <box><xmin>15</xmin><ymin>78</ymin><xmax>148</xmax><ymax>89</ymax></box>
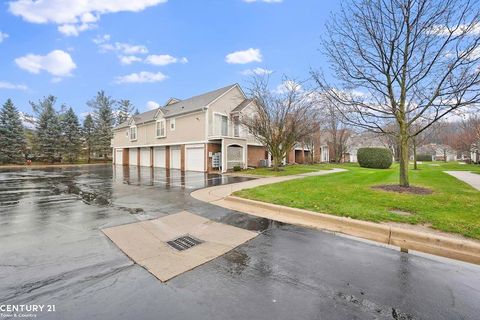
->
<box><xmin>233</xmin><ymin>165</ymin><xmax>242</xmax><ymax>172</ymax></box>
<box><xmin>415</xmin><ymin>154</ymin><xmax>433</xmax><ymax>161</ymax></box>
<box><xmin>357</xmin><ymin>148</ymin><xmax>393</xmax><ymax>169</ymax></box>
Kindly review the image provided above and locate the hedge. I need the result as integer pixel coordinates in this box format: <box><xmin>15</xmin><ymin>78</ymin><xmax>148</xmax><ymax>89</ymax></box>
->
<box><xmin>357</xmin><ymin>147</ymin><xmax>393</xmax><ymax>169</ymax></box>
<box><xmin>415</xmin><ymin>154</ymin><xmax>433</xmax><ymax>161</ymax></box>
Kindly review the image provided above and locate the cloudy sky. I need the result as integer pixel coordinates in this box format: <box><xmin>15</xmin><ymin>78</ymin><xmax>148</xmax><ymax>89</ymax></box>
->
<box><xmin>0</xmin><ymin>0</ymin><xmax>339</xmax><ymax>117</ymax></box>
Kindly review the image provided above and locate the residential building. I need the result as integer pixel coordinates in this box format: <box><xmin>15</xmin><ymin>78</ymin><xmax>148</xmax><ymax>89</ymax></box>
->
<box><xmin>417</xmin><ymin>143</ymin><xmax>457</xmax><ymax>161</ymax></box>
<box><xmin>111</xmin><ymin>84</ymin><xmax>268</xmax><ymax>172</ymax></box>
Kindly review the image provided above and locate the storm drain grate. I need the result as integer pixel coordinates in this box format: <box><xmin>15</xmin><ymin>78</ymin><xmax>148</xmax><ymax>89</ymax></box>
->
<box><xmin>167</xmin><ymin>235</ymin><xmax>203</xmax><ymax>251</ymax></box>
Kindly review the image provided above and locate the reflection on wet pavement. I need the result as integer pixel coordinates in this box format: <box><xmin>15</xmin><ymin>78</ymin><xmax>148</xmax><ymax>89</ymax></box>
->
<box><xmin>0</xmin><ymin>164</ymin><xmax>479</xmax><ymax>320</ymax></box>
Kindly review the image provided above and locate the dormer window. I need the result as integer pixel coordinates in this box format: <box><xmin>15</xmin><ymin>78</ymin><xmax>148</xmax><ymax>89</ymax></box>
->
<box><xmin>129</xmin><ymin>126</ymin><xmax>137</xmax><ymax>141</ymax></box>
<box><xmin>156</xmin><ymin>119</ymin><xmax>166</xmax><ymax>138</ymax></box>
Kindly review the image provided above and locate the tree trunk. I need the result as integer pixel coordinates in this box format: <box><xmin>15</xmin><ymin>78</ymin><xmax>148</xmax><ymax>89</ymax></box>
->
<box><xmin>399</xmin><ymin>134</ymin><xmax>410</xmax><ymax>187</ymax></box>
<box><xmin>413</xmin><ymin>139</ymin><xmax>418</xmax><ymax>170</ymax></box>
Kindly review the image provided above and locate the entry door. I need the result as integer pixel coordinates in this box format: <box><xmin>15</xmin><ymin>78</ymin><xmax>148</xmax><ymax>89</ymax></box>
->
<box><xmin>186</xmin><ymin>145</ymin><xmax>205</xmax><ymax>172</ymax></box>
<box><xmin>170</xmin><ymin>146</ymin><xmax>181</xmax><ymax>169</ymax></box>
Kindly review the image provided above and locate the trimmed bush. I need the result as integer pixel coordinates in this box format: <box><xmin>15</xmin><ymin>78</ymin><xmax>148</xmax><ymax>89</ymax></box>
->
<box><xmin>357</xmin><ymin>148</ymin><xmax>393</xmax><ymax>169</ymax></box>
<box><xmin>415</xmin><ymin>154</ymin><xmax>433</xmax><ymax>161</ymax></box>
<box><xmin>233</xmin><ymin>165</ymin><xmax>242</xmax><ymax>172</ymax></box>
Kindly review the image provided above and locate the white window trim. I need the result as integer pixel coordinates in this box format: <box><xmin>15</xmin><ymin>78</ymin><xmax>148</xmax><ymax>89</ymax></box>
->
<box><xmin>170</xmin><ymin>118</ymin><xmax>176</xmax><ymax>131</ymax></box>
<box><xmin>156</xmin><ymin>119</ymin><xmax>166</xmax><ymax>138</ymax></box>
<box><xmin>129</xmin><ymin>125</ymin><xmax>137</xmax><ymax>141</ymax></box>
<box><xmin>213</xmin><ymin>112</ymin><xmax>228</xmax><ymax>137</ymax></box>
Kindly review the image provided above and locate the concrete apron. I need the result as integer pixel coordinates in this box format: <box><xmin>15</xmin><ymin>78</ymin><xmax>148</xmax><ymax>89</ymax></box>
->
<box><xmin>102</xmin><ymin>211</ymin><xmax>258</xmax><ymax>282</ymax></box>
<box><xmin>191</xmin><ymin>169</ymin><xmax>480</xmax><ymax>265</ymax></box>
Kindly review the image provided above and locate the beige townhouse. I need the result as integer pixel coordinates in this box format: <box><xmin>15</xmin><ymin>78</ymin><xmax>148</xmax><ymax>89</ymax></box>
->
<box><xmin>111</xmin><ymin>84</ymin><xmax>270</xmax><ymax>172</ymax></box>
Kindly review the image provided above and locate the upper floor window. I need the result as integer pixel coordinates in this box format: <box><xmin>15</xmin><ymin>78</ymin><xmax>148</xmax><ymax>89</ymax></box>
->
<box><xmin>214</xmin><ymin>113</ymin><xmax>228</xmax><ymax>136</ymax></box>
<box><xmin>129</xmin><ymin>126</ymin><xmax>137</xmax><ymax>141</ymax></box>
<box><xmin>233</xmin><ymin>116</ymin><xmax>240</xmax><ymax>137</ymax></box>
<box><xmin>170</xmin><ymin>118</ymin><xmax>176</xmax><ymax>131</ymax></box>
<box><xmin>156</xmin><ymin>119</ymin><xmax>166</xmax><ymax>138</ymax></box>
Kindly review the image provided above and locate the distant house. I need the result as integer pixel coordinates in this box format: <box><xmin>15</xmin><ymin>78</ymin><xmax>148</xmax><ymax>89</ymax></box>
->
<box><xmin>417</xmin><ymin>143</ymin><xmax>457</xmax><ymax>161</ymax></box>
<box><xmin>345</xmin><ymin>132</ymin><xmax>393</xmax><ymax>163</ymax></box>
<box><xmin>471</xmin><ymin>143</ymin><xmax>479</xmax><ymax>163</ymax></box>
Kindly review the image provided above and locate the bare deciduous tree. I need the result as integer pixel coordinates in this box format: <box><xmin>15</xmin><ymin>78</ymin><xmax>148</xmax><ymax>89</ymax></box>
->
<box><xmin>240</xmin><ymin>76</ymin><xmax>319</xmax><ymax>171</ymax></box>
<box><xmin>321</xmin><ymin>99</ymin><xmax>352</xmax><ymax>163</ymax></box>
<box><xmin>313</xmin><ymin>0</ymin><xmax>480</xmax><ymax>187</ymax></box>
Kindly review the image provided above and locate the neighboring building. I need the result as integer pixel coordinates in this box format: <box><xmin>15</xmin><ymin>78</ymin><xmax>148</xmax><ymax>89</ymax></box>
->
<box><xmin>416</xmin><ymin>143</ymin><xmax>457</xmax><ymax>161</ymax></box>
<box><xmin>344</xmin><ymin>132</ymin><xmax>393</xmax><ymax>163</ymax></box>
<box><xmin>111</xmin><ymin>84</ymin><xmax>269</xmax><ymax>172</ymax></box>
<box><xmin>471</xmin><ymin>143</ymin><xmax>479</xmax><ymax>163</ymax></box>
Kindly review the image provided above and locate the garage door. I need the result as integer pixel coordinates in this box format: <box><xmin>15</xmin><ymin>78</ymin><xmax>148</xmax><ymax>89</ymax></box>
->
<box><xmin>115</xmin><ymin>149</ymin><xmax>123</xmax><ymax>165</ymax></box>
<box><xmin>154</xmin><ymin>147</ymin><xmax>166</xmax><ymax>168</ymax></box>
<box><xmin>170</xmin><ymin>146</ymin><xmax>181</xmax><ymax>169</ymax></box>
<box><xmin>186</xmin><ymin>145</ymin><xmax>205</xmax><ymax>172</ymax></box>
<box><xmin>129</xmin><ymin>148</ymin><xmax>138</xmax><ymax>166</ymax></box>
<box><xmin>140</xmin><ymin>148</ymin><xmax>151</xmax><ymax>167</ymax></box>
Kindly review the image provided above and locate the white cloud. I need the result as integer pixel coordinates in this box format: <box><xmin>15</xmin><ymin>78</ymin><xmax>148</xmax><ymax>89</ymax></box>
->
<box><xmin>243</xmin><ymin>0</ymin><xmax>283</xmax><ymax>3</ymax></box>
<box><xmin>241</xmin><ymin>67</ymin><xmax>273</xmax><ymax>76</ymax></box>
<box><xmin>226</xmin><ymin>48</ymin><xmax>262</xmax><ymax>64</ymax></box>
<box><xmin>115</xmin><ymin>71</ymin><xmax>167</xmax><ymax>84</ymax></box>
<box><xmin>146</xmin><ymin>100</ymin><xmax>160</xmax><ymax>110</ymax></box>
<box><xmin>119</xmin><ymin>55</ymin><xmax>142</xmax><ymax>65</ymax></box>
<box><xmin>0</xmin><ymin>31</ymin><xmax>9</xmax><ymax>43</ymax></box>
<box><xmin>275</xmin><ymin>80</ymin><xmax>302</xmax><ymax>94</ymax></box>
<box><xmin>0</xmin><ymin>81</ymin><xmax>28</xmax><ymax>90</ymax></box>
<box><xmin>145</xmin><ymin>54</ymin><xmax>188</xmax><ymax>66</ymax></box>
<box><xmin>15</xmin><ymin>50</ymin><xmax>76</xmax><ymax>77</ymax></box>
<box><xmin>9</xmin><ymin>0</ymin><xmax>167</xmax><ymax>36</ymax></box>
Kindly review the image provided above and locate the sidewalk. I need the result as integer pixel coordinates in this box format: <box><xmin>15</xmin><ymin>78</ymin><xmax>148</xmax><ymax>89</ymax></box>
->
<box><xmin>445</xmin><ymin>171</ymin><xmax>480</xmax><ymax>191</ymax></box>
<box><xmin>191</xmin><ymin>169</ymin><xmax>480</xmax><ymax>265</ymax></box>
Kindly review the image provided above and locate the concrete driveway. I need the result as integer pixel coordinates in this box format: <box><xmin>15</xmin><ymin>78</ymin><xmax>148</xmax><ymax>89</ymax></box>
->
<box><xmin>1</xmin><ymin>165</ymin><xmax>479</xmax><ymax>320</ymax></box>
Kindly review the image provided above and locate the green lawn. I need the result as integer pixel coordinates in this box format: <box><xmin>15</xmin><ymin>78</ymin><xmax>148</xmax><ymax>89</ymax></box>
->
<box><xmin>235</xmin><ymin>162</ymin><xmax>480</xmax><ymax>239</ymax></box>
<box><xmin>241</xmin><ymin>163</ymin><xmax>334</xmax><ymax>176</ymax></box>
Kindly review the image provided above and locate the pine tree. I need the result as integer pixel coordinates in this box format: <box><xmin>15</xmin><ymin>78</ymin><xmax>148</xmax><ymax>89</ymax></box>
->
<box><xmin>31</xmin><ymin>96</ymin><xmax>61</xmax><ymax>163</ymax></box>
<box><xmin>82</xmin><ymin>114</ymin><xmax>94</xmax><ymax>163</ymax></box>
<box><xmin>60</xmin><ymin>107</ymin><xmax>81</xmax><ymax>163</ymax></box>
<box><xmin>0</xmin><ymin>99</ymin><xmax>26</xmax><ymax>164</ymax></box>
<box><xmin>88</xmin><ymin>91</ymin><xmax>115</xmax><ymax>160</ymax></box>
<box><xmin>117</xmin><ymin>99</ymin><xmax>134</xmax><ymax>125</ymax></box>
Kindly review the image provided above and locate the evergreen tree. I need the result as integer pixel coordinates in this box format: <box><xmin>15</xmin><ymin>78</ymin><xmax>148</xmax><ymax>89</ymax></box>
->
<box><xmin>31</xmin><ymin>96</ymin><xmax>61</xmax><ymax>163</ymax></box>
<box><xmin>0</xmin><ymin>99</ymin><xmax>26</xmax><ymax>164</ymax></box>
<box><xmin>88</xmin><ymin>91</ymin><xmax>115</xmax><ymax>159</ymax></box>
<box><xmin>117</xmin><ymin>99</ymin><xmax>134</xmax><ymax>125</ymax></box>
<box><xmin>82</xmin><ymin>114</ymin><xmax>94</xmax><ymax>163</ymax></box>
<box><xmin>61</xmin><ymin>107</ymin><xmax>81</xmax><ymax>163</ymax></box>
<box><xmin>134</xmin><ymin>108</ymin><xmax>140</xmax><ymax>115</ymax></box>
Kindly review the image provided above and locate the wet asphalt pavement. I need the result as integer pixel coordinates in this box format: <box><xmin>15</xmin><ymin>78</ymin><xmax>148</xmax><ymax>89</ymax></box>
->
<box><xmin>0</xmin><ymin>165</ymin><xmax>479</xmax><ymax>320</ymax></box>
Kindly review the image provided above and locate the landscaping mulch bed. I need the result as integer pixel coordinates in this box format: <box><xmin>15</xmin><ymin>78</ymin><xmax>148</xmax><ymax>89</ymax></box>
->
<box><xmin>372</xmin><ymin>184</ymin><xmax>433</xmax><ymax>195</ymax></box>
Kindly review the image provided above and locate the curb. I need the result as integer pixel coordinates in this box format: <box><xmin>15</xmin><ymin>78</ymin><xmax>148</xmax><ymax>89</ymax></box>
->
<box><xmin>224</xmin><ymin>196</ymin><xmax>480</xmax><ymax>265</ymax></box>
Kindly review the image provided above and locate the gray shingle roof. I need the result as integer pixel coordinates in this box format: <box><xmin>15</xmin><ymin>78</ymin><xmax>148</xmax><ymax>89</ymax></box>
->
<box><xmin>114</xmin><ymin>84</ymin><xmax>238</xmax><ymax>130</ymax></box>
<box><xmin>232</xmin><ymin>99</ymin><xmax>253</xmax><ymax>113</ymax></box>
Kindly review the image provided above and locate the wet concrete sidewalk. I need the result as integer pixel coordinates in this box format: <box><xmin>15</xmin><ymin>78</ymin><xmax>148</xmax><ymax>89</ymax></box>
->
<box><xmin>445</xmin><ymin>171</ymin><xmax>480</xmax><ymax>191</ymax></box>
<box><xmin>1</xmin><ymin>165</ymin><xmax>480</xmax><ymax>320</ymax></box>
<box><xmin>192</xmin><ymin>168</ymin><xmax>347</xmax><ymax>203</ymax></box>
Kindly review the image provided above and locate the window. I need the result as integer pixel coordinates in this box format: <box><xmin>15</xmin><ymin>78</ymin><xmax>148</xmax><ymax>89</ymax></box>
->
<box><xmin>233</xmin><ymin>116</ymin><xmax>240</xmax><ymax>137</ymax></box>
<box><xmin>170</xmin><ymin>118</ymin><xmax>176</xmax><ymax>131</ymax></box>
<box><xmin>156</xmin><ymin>119</ymin><xmax>166</xmax><ymax>138</ymax></box>
<box><xmin>129</xmin><ymin>126</ymin><xmax>137</xmax><ymax>141</ymax></box>
<box><xmin>214</xmin><ymin>113</ymin><xmax>228</xmax><ymax>136</ymax></box>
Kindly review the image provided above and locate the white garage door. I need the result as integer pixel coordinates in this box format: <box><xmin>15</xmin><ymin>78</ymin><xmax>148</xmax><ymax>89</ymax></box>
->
<box><xmin>129</xmin><ymin>148</ymin><xmax>138</xmax><ymax>166</ymax></box>
<box><xmin>140</xmin><ymin>148</ymin><xmax>151</xmax><ymax>167</ymax></box>
<box><xmin>154</xmin><ymin>147</ymin><xmax>166</xmax><ymax>168</ymax></box>
<box><xmin>170</xmin><ymin>146</ymin><xmax>181</xmax><ymax>169</ymax></box>
<box><xmin>115</xmin><ymin>149</ymin><xmax>123</xmax><ymax>165</ymax></box>
<box><xmin>186</xmin><ymin>145</ymin><xmax>205</xmax><ymax>172</ymax></box>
